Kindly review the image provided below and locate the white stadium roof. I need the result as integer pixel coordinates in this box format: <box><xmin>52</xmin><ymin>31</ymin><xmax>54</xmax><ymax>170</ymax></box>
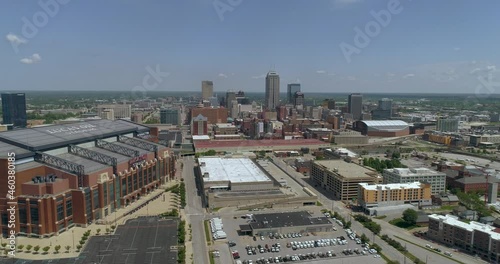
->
<box><xmin>361</xmin><ymin>120</ymin><xmax>409</xmax><ymax>131</ymax></box>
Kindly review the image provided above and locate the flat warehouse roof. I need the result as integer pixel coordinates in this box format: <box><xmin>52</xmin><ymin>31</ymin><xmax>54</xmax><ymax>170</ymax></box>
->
<box><xmin>314</xmin><ymin>160</ymin><xmax>378</xmax><ymax>179</ymax></box>
<box><xmin>250</xmin><ymin>211</ymin><xmax>331</xmax><ymax>229</ymax></box>
<box><xmin>198</xmin><ymin>157</ymin><xmax>271</xmax><ymax>183</ymax></box>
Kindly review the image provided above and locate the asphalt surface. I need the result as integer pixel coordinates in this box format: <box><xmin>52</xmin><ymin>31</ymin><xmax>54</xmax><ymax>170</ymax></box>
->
<box><xmin>0</xmin><ymin>216</ymin><xmax>178</xmax><ymax>264</ymax></box>
<box><xmin>182</xmin><ymin>156</ymin><xmax>209</xmax><ymax>264</ymax></box>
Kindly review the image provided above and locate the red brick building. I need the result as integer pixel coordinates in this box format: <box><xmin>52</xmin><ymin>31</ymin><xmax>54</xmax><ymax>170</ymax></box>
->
<box><xmin>0</xmin><ymin>120</ymin><xmax>175</xmax><ymax>238</ymax></box>
<box><xmin>190</xmin><ymin>107</ymin><xmax>228</xmax><ymax>124</ymax></box>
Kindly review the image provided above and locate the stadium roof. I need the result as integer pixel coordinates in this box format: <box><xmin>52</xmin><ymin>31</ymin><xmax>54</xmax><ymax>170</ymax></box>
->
<box><xmin>0</xmin><ymin>141</ymin><xmax>33</xmax><ymax>159</ymax></box>
<box><xmin>360</xmin><ymin>120</ymin><xmax>409</xmax><ymax>131</ymax></box>
<box><xmin>0</xmin><ymin>120</ymin><xmax>149</xmax><ymax>151</ymax></box>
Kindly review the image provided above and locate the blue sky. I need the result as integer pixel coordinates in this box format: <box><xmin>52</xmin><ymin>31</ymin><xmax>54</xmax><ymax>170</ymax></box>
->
<box><xmin>1</xmin><ymin>0</ymin><xmax>500</xmax><ymax>94</ymax></box>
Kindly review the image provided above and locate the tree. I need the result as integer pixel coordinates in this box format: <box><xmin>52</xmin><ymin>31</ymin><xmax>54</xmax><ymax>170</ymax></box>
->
<box><xmin>0</xmin><ymin>243</ymin><xmax>6</xmax><ymax>249</ymax></box>
<box><xmin>65</xmin><ymin>245</ymin><xmax>71</xmax><ymax>253</ymax></box>
<box><xmin>96</xmin><ymin>228</ymin><xmax>101</xmax><ymax>235</ymax></box>
<box><xmin>345</xmin><ymin>221</ymin><xmax>352</xmax><ymax>229</ymax></box>
<box><xmin>33</xmin><ymin>245</ymin><xmax>40</xmax><ymax>254</ymax></box>
<box><xmin>42</xmin><ymin>246</ymin><xmax>50</xmax><ymax>254</ymax></box>
<box><xmin>360</xmin><ymin>233</ymin><xmax>369</xmax><ymax>244</ymax></box>
<box><xmin>76</xmin><ymin>244</ymin><xmax>82</xmax><ymax>251</ymax></box>
<box><xmin>25</xmin><ymin>245</ymin><xmax>33</xmax><ymax>252</ymax></box>
<box><xmin>17</xmin><ymin>244</ymin><xmax>24</xmax><ymax>252</ymax></box>
<box><xmin>54</xmin><ymin>245</ymin><xmax>61</xmax><ymax>253</ymax></box>
<box><xmin>402</xmin><ymin>209</ymin><xmax>418</xmax><ymax>226</ymax></box>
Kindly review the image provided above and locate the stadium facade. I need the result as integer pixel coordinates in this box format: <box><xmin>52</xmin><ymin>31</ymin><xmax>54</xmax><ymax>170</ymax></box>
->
<box><xmin>353</xmin><ymin>120</ymin><xmax>409</xmax><ymax>137</ymax></box>
<box><xmin>0</xmin><ymin>120</ymin><xmax>175</xmax><ymax>237</ymax></box>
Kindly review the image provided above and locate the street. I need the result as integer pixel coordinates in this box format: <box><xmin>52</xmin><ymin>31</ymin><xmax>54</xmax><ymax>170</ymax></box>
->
<box><xmin>182</xmin><ymin>156</ymin><xmax>209</xmax><ymax>264</ymax></box>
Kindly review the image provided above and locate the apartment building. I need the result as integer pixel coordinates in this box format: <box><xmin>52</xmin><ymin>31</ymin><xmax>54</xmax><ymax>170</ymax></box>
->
<box><xmin>358</xmin><ymin>182</ymin><xmax>432</xmax><ymax>211</ymax></box>
<box><xmin>428</xmin><ymin>214</ymin><xmax>500</xmax><ymax>262</ymax></box>
<box><xmin>383</xmin><ymin>168</ymin><xmax>446</xmax><ymax>195</ymax></box>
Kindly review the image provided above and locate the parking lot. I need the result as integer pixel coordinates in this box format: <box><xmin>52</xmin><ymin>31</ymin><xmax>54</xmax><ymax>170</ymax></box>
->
<box><xmin>219</xmin><ymin>213</ymin><xmax>385</xmax><ymax>264</ymax></box>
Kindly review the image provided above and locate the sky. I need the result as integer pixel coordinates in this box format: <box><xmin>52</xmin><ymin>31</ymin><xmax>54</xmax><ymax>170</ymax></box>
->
<box><xmin>1</xmin><ymin>0</ymin><xmax>500</xmax><ymax>95</ymax></box>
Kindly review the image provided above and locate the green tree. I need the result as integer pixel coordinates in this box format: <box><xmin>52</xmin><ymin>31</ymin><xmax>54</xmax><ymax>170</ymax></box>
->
<box><xmin>25</xmin><ymin>245</ymin><xmax>33</xmax><ymax>252</ymax></box>
<box><xmin>402</xmin><ymin>209</ymin><xmax>418</xmax><ymax>226</ymax></box>
<box><xmin>65</xmin><ymin>245</ymin><xmax>71</xmax><ymax>252</ymax></box>
<box><xmin>42</xmin><ymin>246</ymin><xmax>50</xmax><ymax>254</ymax></box>
<box><xmin>54</xmin><ymin>245</ymin><xmax>61</xmax><ymax>253</ymax></box>
<box><xmin>360</xmin><ymin>233</ymin><xmax>369</xmax><ymax>244</ymax></box>
<box><xmin>345</xmin><ymin>221</ymin><xmax>352</xmax><ymax>229</ymax></box>
<box><xmin>96</xmin><ymin>228</ymin><xmax>101</xmax><ymax>235</ymax></box>
<box><xmin>33</xmin><ymin>245</ymin><xmax>40</xmax><ymax>254</ymax></box>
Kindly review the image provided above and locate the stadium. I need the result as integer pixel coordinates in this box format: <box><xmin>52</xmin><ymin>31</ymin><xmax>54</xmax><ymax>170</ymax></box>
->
<box><xmin>353</xmin><ymin>120</ymin><xmax>410</xmax><ymax>137</ymax></box>
<box><xmin>0</xmin><ymin>120</ymin><xmax>175</xmax><ymax>237</ymax></box>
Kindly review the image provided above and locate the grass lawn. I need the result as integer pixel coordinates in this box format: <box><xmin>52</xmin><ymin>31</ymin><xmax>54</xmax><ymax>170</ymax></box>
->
<box><xmin>204</xmin><ymin>220</ymin><xmax>211</xmax><ymax>245</ymax></box>
<box><xmin>389</xmin><ymin>218</ymin><xmax>420</xmax><ymax>230</ymax></box>
<box><xmin>374</xmin><ymin>215</ymin><xmax>387</xmax><ymax>219</ymax></box>
<box><xmin>209</xmin><ymin>251</ymin><xmax>216</xmax><ymax>264</ymax></box>
<box><xmin>316</xmin><ymin>201</ymin><xmax>323</xmax><ymax>206</ymax></box>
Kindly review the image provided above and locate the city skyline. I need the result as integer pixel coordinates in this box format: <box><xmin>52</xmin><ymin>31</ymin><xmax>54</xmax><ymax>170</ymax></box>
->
<box><xmin>1</xmin><ymin>1</ymin><xmax>499</xmax><ymax>94</ymax></box>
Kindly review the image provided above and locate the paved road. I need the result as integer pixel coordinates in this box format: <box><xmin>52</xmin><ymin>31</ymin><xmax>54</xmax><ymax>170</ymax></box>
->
<box><xmin>183</xmin><ymin>156</ymin><xmax>209</xmax><ymax>264</ymax></box>
<box><xmin>375</xmin><ymin>219</ymin><xmax>489</xmax><ymax>264</ymax></box>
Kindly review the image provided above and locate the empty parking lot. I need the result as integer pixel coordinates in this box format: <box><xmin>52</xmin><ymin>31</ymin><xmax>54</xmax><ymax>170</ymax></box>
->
<box><xmin>0</xmin><ymin>216</ymin><xmax>178</xmax><ymax>264</ymax></box>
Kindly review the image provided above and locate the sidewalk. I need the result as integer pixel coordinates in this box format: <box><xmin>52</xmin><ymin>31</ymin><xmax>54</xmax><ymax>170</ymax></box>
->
<box><xmin>9</xmin><ymin>180</ymin><xmax>179</xmax><ymax>260</ymax></box>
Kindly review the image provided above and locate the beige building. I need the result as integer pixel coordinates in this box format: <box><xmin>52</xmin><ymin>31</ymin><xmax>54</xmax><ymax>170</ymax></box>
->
<box><xmin>358</xmin><ymin>182</ymin><xmax>432</xmax><ymax>212</ymax></box>
<box><xmin>98</xmin><ymin>108</ymin><xmax>115</xmax><ymax>120</ymax></box>
<box><xmin>202</xmin><ymin>80</ymin><xmax>214</xmax><ymax>100</ymax></box>
<box><xmin>332</xmin><ymin>130</ymin><xmax>368</xmax><ymax>145</ymax></box>
<box><xmin>311</xmin><ymin>160</ymin><xmax>380</xmax><ymax>201</ymax></box>
<box><xmin>213</xmin><ymin>123</ymin><xmax>237</xmax><ymax>135</ymax></box>
<box><xmin>96</xmin><ymin>104</ymin><xmax>131</xmax><ymax>119</ymax></box>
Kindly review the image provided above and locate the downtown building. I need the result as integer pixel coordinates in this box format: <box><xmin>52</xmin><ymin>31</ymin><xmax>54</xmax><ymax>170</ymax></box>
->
<box><xmin>0</xmin><ymin>119</ymin><xmax>175</xmax><ymax>237</ymax></box>
<box><xmin>265</xmin><ymin>71</ymin><xmax>280</xmax><ymax>110</ymax></box>
<box><xmin>1</xmin><ymin>92</ymin><xmax>27</xmax><ymax>128</ymax></box>
<box><xmin>347</xmin><ymin>93</ymin><xmax>363</xmax><ymax>121</ymax></box>
<box><xmin>383</xmin><ymin>168</ymin><xmax>446</xmax><ymax>195</ymax></box>
<box><xmin>428</xmin><ymin>214</ymin><xmax>500</xmax><ymax>262</ymax></box>
<box><xmin>202</xmin><ymin>81</ymin><xmax>214</xmax><ymax>100</ymax></box>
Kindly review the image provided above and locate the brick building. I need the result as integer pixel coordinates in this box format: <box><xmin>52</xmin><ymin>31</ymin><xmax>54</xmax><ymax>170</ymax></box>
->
<box><xmin>190</xmin><ymin>107</ymin><xmax>228</xmax><ymax>124</ymax></box>
<box><xmin>0</xmin><ymin>120</ymin><xmax>175</xmax><ymax>238</ymax></box>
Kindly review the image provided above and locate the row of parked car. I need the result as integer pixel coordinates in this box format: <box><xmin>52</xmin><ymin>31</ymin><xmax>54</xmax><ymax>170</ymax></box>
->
<box><xmin>241</xmin><ymin>250</ymin><xmax>339</xmax><ymax>264</ymax></box>
<box><xmin>287</xmin><ymin>238</ymin><xmax>348</xmax><ymax>250</ymax></box>
<box><xmin>246</xmin><ymin>243</ymin><xmax>281</xmax><ymax>255</ymax></box>
<box><xmin>267</xmin><ymin>232</ymin><xmax>303</xmax><ymax>240</ymax></box>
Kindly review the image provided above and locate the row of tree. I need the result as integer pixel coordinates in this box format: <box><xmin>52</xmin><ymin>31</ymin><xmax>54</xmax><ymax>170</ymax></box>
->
<box><xmin>362</xmin><ymin>157</ymin><xmax>406</xmax><ymax>173</ymax></box>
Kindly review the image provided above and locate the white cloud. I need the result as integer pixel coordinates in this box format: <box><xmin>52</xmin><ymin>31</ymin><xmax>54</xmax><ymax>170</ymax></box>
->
<box><xmin>454</xmin><ymin>47</ymin><xmax>461</xmax><ymax>51</ymax></box>
<box><xmin>403</xmin><ymin>73</ymin><xmax>415</xmax><ymax>78</ymax></box>
<box><xmin>6</xmin><ymin>33</ymin><xmax>26</xmax><ymax>45</ymax></box>
<box><xmin>316</xmin><ymin>70</ymin><xmax>326</xmax><ymax>74</ymax></box>
<box><xmin>470</xmin><ymin>68</ymin><xmax>481</xmax><ymax>74</ymax></box>
<box><xmin>20</xmin><ymin>53</ymin><xmax>42</xmax><ymax>64</ymax></box>
<box><xmin>328</xmin><ymin>73</ymin><xmax>336</xmax><ymax>76</ymax></box>
<box><xmin>346</xmin><ymin>76</ymin><xmax>356</xmax><ymax>81</ymax></box>
<box><xmin>218</xmin><ymin>73</ymin><xmax>228</xmax><ymax>78</ymax></box>
<box><xmin>386</xmin><ymin>72</ymin><xmax>396</xmax><ymax>77</ymax></box>
<box><xmin>251</xmin><ymin>74</ymin><xmax>266</xmax><ymax>79</ymax></box>
<box><xmin>486</xmin><ymin>65</ymin><xmax>497</xmax><ymax>72</ymax></box>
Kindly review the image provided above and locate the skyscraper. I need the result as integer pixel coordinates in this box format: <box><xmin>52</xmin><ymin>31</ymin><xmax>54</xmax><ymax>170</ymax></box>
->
<box><xmin>225</xmin><ymin>90</ymin><xmax>236</xmax><ymax>109</ymax></box>
<box><xmin>201</xmin><ymin>81</ymin><xmax>214</xmax><ymax>100</ymax></box>
<box><xmin>378</xmin><ymin>98</ymin><xmax>393</xmax><ymax>112</ymax></box>
<box><xmin>348</xmin><ymin>93</ymin><xmax>363</xmax><ymax>120</ymax></box>
<box><xmin>293</xmin><ymin>92</ymin><xmax>304</xmax><ymax>108</ymax></box>
<box><xmin>1</xmin><ymin>93</ymin><xmax>27</xmax><ymax>128</ymax></box>
<box><xmin>160</xmin><ymin>108</ymin><xmax>180</xmax><ymax>125</ymax></box>
<box><xmin>287</xmin><ymin>83</ymin><xmax>301</xmax><ymax>104</ymax></box>
<box><xmin>265</xmin><ymin>71</ymin><xmax>280</xmax><ymax>110</ymax></box>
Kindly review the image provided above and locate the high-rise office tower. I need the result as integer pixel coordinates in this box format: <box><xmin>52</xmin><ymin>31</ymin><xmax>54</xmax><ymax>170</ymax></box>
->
<box><xmin>371</xmin><ymin>98</ymin><xmax>393</xmax><ymax>120</ymax></box>
<box><xmin>287</xmin><ymin>83</ymin><xmax>301</xmax><ymax>104</ymax></box>
<box><xmin>265</xmin><ymin>70</ymin><xmax>280</xmax><ymax>110</ymax></box>
<box><xmin>160</xmin><ymin>108</ymin><xmax>180</xmax><ymax>125</ymax></box>
<box><xmin>226</xmin><ymin>90</ymin><xmax>236</xmax><ymax>109</ymax></box>
<box><xmin>1</xmin><ymin>93</ymin><xmax>27</xmax><ymax>128</ymax></box>
<box><xmin>379</xmin><ymin>98</ymin><xmax>393</xmax><ymax>112</ymax></box>
<box><xmin>201</xmin><ymin>81</ymin><xmax>214</xmax><ymax>100</ymax></box>
<box><xmin>293</xmin><ymin>92</ymin><xmax>305</xmax><ymax>108</ymax></box>
<box><xmin>348</xmin><ymin>93</ymin><xmax>363</xmax><ymax>120</ymax></box>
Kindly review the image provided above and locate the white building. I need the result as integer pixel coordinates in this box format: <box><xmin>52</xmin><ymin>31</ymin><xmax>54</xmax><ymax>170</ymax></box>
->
<box><xmin>383</xmin><ymin>168</ymin><xmax>446</xmax><ymax>195</ymax></box>
<box><xmin>96</xmin><ymin>104</ymin><xmax>131</xmax><ymax>119</ymax></box>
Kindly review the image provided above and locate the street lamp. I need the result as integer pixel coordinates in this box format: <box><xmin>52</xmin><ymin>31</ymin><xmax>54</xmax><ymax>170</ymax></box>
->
<box><xmin>72</xmin><ymin>230</ymin><xmax>75</xmax><ymax>252</ymax></box>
